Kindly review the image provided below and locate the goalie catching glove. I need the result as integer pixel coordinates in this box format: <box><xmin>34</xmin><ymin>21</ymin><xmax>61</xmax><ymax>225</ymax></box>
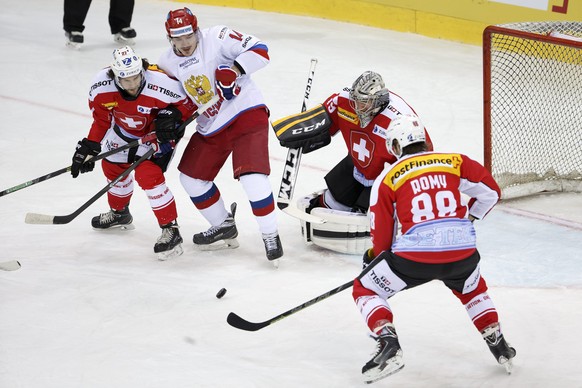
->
<box><xmin>272</xmin><ymin>104</ymin><xmax>331</xmax><ymax>154</ymax></box>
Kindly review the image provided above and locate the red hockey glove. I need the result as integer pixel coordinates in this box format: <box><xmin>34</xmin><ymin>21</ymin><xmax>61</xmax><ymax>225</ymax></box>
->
<box><xmin>215</xmin><ymin>65</ymin><xmax>241</xmax><ymax>100</ymax></box>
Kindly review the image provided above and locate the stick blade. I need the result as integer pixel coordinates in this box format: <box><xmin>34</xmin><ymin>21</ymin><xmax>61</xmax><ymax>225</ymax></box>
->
<box><xmin>227</xmin><ymin>312</ymin><xmax>269</xmax><ymax>332</ymax></box>
<box><xmin>25</xmin><ymin>213</ymin><xmax>55</xmax><ymax>224</ymax></box>
<box><xmin>0</xmin><ymin>260</ymin><xmax>21</xmax><ymax>271</ymax></box>
<box><xmin>281</xmin><ymin>204</ymin><xmax>326</xmax><ymax>224</ymax></box>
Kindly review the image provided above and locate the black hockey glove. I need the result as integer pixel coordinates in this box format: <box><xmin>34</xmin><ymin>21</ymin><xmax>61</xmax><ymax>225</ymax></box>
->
<box><xmin>155</xmin><ymin>106</ymin><xmax>183</xmax><ymax>143</ymax></box>
<box><xmin>362</xmin><ymin>248</ymin><xmax>375</xmax><ymax>270</ymax></box>
<box><xmin>71</xmin><ymin>138</ymin><xmax>101</xmax><ymax>178</ymax></box>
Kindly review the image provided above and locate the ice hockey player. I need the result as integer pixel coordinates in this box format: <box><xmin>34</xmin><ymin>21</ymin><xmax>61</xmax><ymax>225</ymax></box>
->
<box><xmin>157</xmin><ymin>7</ymin><xmax>283</xmax><ymax>263</ymax></box>
<box><xmin>70</xmin><ymin>46</ymin><xmax>196</xmax><ymax>260</ymax></box>
<box><xmin>352</xmin><ymin>114</ymin><xmax>516</xmax><ymax>383</ymax></box>
<box><xmin>272</xmin><ymin>71</ymin><xmax>433</xmax><ymax>254</ymax></box>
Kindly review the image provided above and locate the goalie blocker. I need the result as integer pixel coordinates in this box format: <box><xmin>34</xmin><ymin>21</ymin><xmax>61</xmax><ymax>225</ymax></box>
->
<box><xmin>297</xmin><ymin>192</ymin><xmax>371</xmax><ymax>255</ymax></box>
<box><xmin>272</xmin><ymin>105</ymin><xmax>331</xmax><ymax>153</ymax></box>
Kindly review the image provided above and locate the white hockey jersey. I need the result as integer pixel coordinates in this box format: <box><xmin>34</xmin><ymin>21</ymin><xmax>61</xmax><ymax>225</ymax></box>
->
<box><xmin>157</xmin><ymin>25</ymin><xmax>270</xmax><ymax>137</ymax></box>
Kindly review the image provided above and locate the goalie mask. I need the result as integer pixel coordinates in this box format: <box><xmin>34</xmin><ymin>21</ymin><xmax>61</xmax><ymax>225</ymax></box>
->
<box><xmin>386</xmin><ymin>114</ymin><xmax>426</xmax><ymax>158</ymax></box>
<box><xmin>349</xmin><ymin>71</ymin><xmax>391</xmax><ymax>128</ymax></box>
<box><xmin>110</xmin><ymin>46</ymin><xmax>145</xmax><ymax>95</ymax></box>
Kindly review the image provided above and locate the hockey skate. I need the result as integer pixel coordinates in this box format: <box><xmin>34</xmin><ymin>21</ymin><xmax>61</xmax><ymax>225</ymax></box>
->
<box><xmin>65</xmin><ymin>31</ymin><xmax>83</xmax><ymax>49</ymax></box>
<box><xmin>113</xmin><ymin>27</ymin><xmax>137</xmax><ymax>45</ymax></box>
<box><xmin>262</xmin><ymin>232</ymin><xmax>283</xmax><ymax>267</ymax></box>
<box><xmin>155</xmin><ymin>221</ymin><xmax>183</xmax><ymax>261</ymax></box>
<box><xmin>362</xmin><ymin>322</ymin><xmax>404</xmax><ymax>384</ymax></box>
<box><xmin>482</xmin><ymin>323</ymin><xmax>516</xmax><ymax>374</ymax></box>
<box><xmin>193</xmin><ymin>203</ymin><xmax>239</xmax><ymax>250</ymax></box>
<box><xmin>91</xmin><ymin>206</ymin><xmax>134</xmax><ymax>230</ymax></box>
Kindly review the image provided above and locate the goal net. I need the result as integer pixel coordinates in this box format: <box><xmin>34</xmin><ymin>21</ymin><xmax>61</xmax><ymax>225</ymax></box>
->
<box><xmin>483</xmin><ymin>21</ymin><xmax>582</xmax><ymax>199</ymax></box>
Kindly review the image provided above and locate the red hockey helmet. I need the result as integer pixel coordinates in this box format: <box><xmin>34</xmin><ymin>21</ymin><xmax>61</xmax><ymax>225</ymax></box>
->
<box><xmin>165</xmin><ymin>8</ymin><xmax>198</xmax><ymax>37</ymax></box>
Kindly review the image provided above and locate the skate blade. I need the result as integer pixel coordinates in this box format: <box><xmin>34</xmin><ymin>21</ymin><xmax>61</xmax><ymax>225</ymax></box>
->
<box><xmin>114</xmin><ymin>36</ymin><xmax>135</xmax><ymax>45</ymax></box>
<box><xmin>157</xmin><ymin>244</ymin><xmax>184</xmax><ymax>261</ymax></box>
<box><xmin>363</xmin><ymin>352</ymin><xmax>405</xmax><ymax>384</ymax></box>
<box><xmin>271</xmin><ymin>259</ymin><xmax>280</xmax><ymax>269</ymax></box>
<box><xmin>65</xmin><ymin>41</ymin><xmax>82</xmax><ymax>50</ymax></box>
<box><xmin>92</xmin><ymin>224</ymin><xmax>135</xmax><ymax>231</ymax></box>
<box><xmin>500</xmin><ymin>357</ymin><xmax>513</xmax><ymax>375</ymax></box>
<box><xmin>195</xmin><ymin>238</ymin><xmax>239</xmax><ymax>251</ymax></box>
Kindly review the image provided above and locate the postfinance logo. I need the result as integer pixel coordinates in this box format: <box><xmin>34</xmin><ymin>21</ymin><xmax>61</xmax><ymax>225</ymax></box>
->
<box><xmin>385</xmin><ymin>153</ymin><xmax>463</xmax><ymax>190</ymax></box>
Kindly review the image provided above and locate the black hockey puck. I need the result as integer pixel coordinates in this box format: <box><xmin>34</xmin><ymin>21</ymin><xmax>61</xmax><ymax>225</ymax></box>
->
<box><xmin>216</xmin><ymin>288</ymin><xmax>227</xmax><ymax>299</ymax></box>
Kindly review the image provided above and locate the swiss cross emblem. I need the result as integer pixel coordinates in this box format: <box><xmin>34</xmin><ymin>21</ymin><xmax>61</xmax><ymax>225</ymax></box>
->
<box><xmin>113</xmin><ymin>111</ymin><xmax>146</xmax><ymax>131</ymax></box>
<box><xmin>350</xmin><ymin>131</ymin><xmax>375</xmax><ymax>168</ymax></box>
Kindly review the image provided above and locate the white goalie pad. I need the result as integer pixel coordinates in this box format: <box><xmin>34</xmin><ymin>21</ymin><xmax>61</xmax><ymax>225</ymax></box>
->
<box><xmin>309</xmin><ymin>208</ymin><xmax>372</xmax><ymax>254</ymax></box>
<box><xmin>296</xmin><ymin>193</ymin><xmax>371</xmax><ymax>254</ymax></box>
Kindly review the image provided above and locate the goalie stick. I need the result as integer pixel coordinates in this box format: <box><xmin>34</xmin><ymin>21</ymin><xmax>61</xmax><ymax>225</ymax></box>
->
<box><xmin>0</xmin><ymin>95</ymin><xmax>219</xmax><ymax>198</ymax></box>
<box><xmin>0</xmin><ymin>260</ymin><xmax>21</xmax><ymax>271</ymax></box>
<box><xmin>25</xmin><ymin>148</ymin><xmax>155</xmax><ymax>225</ymax></box>
<box><xmin>277</xmin><ymin>58</ymin><xmax>317</xmax><ymax>211</ymax></box>
<box><xmin>227</xmin><ymin>279</ymin><xmax>354</xmax><ymax>332</ymax></box>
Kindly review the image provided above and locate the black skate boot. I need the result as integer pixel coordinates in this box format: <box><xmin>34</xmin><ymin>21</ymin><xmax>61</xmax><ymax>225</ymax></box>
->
<box><xmin>193</xmin><ymin>203</ymin><xmax>239</xmax><ymax>250</ymax></box>
<box><xmin>113</xmin><ymin>27</ymin><xmax>137</xmax><ymax>44</ymax></box>
<box><xmin>262</xmin><ymin>232</ymin><xmax>283</xmax><ymax>266</ymax></box>
<box><xmin>91</xmin><ymin>206</ymin><xmax>134</xmax><ymax>230</ymax></box>
<box><xmin>154</xmin><ymin>221</ymin><xmax>183</xmax><ymax>261</ymax></box>
<box><xmin>362</xmin><ymin>322</ymin><xmax>404</xmax><ymax>384</ymax></box>
<box><xmin>305</xmin><ymin>193</ymin><xmax>324</xmax><ymax>214</ymax></box>
<box><xmin>65</xmin><ymin>31</ymin><xmax>83</xmax><ymax>49</ymax></box>
<box><xmin>482</xmin><ymin>323</ymin><xmax>516</xmax><ymax>374</ymax></box>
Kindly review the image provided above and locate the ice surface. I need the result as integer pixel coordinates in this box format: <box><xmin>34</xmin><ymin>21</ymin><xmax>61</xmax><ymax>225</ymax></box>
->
<box><xmin>1</xmin><ymin>1</ymin><xmax>581</xmax><ymax>387</ymax></box>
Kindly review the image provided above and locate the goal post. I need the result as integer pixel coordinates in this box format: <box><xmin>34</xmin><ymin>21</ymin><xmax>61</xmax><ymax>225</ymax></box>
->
<box><xmin>483</xmin><ymin>22</ymin><xmax>582</xmax><ymax>199</ymax></box>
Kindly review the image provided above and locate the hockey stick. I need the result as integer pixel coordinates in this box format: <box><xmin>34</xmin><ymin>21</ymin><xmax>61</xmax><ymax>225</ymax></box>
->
<box><xmin>0</xmin><ymin>135</ymin><xmax>156</xmax><ymax>198</ymax></box>
<box><xmin>0</xmin><ymin>260</ymin><xmax>21</xmax><ymax>271</ymax></box>
<box><xmin>0</xmin><ymin>95</ymin><xmax>219</xmax><ymax>198</ymax></box>
<box><xmin>25</xmin><ymin>148</ymin><xmax>155</xmax><ymax>225</ymax></box>
<box><xmin>227</xmin><ymin>279</ymin><xmax>354</xmax><ymax>332</ymax></box>
<box><xmin>276</xmin><ymin>58</ymin><xmax>317</xmax><ymax>211</ymax></box>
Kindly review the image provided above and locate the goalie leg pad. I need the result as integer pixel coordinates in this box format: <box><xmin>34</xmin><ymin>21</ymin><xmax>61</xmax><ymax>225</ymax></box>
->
<box><xmin>297</xmin><ymin>191</ymin><xmax>326</xmax><ymax>244</ymax></box>
<box><xmin>309</xmin><ymin>208</ymin><xmax>371</xmax><ymax>254</ymax></box>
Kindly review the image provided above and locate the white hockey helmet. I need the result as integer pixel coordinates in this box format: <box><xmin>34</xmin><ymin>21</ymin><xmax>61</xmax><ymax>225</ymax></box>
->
<box><xmin>386</xmin><ymin>114</ymin><xmax>426</xmax><ymax>158</ymax></box>
<box><xmin>349</xmin><ymin>71</ymin><xmax>390</xmax><ymax>128</ymax></box>
<box><xmin>110</xmin><ymin>46</ymin><xmax>144</xmax><ymax>86</ymax></box>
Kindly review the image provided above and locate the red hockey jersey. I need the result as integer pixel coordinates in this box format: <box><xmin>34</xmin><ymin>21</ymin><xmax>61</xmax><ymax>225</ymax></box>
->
<box><xmin>369</xmin><ymin>152</ymin><xmax>501</xmax><ymax>264</ymax></box>
<box><xmin>322</xmin><ymin>89</ymin><xmax>433</xmax><ymax>182</ymax></box>
<box><xmin>87</xmin><ymin>66</ymin><xmax>196</xmax><ymax>143</ymax></box>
